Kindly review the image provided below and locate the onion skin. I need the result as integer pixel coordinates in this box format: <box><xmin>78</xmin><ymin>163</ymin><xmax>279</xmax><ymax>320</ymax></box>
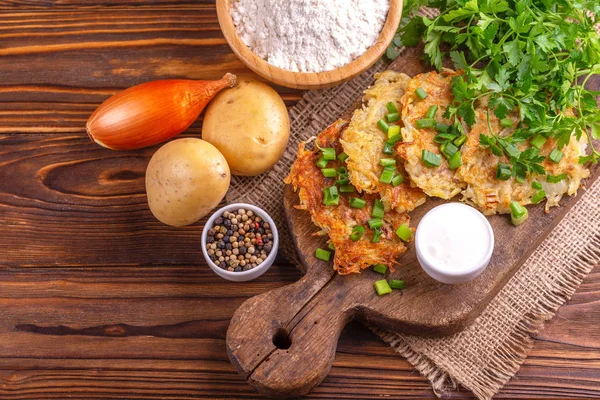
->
<box><xmin>86</xmin><ymin>73</ymin><xmax>236</xmax><ymax>150</ymax></box>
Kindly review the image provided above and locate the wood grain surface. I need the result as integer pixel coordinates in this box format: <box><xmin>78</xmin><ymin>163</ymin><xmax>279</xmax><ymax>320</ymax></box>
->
<box><xmin>0</xmin><ymin>2</ymin><xmax>599</xmax><ymax>399</ymax></box>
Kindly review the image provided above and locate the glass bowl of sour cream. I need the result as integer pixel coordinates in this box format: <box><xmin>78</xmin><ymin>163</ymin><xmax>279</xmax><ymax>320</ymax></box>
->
<box><xmin>415</xmin><ymin>203</ymin><xmax>495</xmax><ymax>285</ymax></box>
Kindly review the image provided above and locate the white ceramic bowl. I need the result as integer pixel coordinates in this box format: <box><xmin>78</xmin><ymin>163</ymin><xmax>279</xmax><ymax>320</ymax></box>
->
<box><xmin>415</xmin><ymin>203</ymin><xmax>494</xmax><ymax>284</ymax></box>
<box><xmin>201</xmin><ymin>203</ymin><xmax>279</xmax><ymax>282</ymax></box>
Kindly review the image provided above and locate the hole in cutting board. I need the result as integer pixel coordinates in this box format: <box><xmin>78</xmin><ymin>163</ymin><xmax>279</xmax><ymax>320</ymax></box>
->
<box><xmin>272</xmin><ymin>328</ymin><xmax>291</xmax><ymax>349</ymax></box>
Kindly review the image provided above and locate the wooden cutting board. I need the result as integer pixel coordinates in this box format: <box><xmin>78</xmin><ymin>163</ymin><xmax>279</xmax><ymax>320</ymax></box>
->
<box><xmin>226</xmin><ymin>47</ymin><xmax>600</xmax><ymax>398</ymax></box>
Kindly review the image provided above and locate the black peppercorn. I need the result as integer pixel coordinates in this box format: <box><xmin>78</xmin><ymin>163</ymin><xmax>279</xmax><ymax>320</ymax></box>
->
<box><xmin>215</xmin><ymin>217</ymin><xmax>223</xmax><ymax>225</ymax></box>
<box><xmin>207</xmin><ymin>236</ymin><xmax>215</xmax><ymax>243</ymax></box>
<box><xmin>224</xmin><ymin>219</ymin><xmax>231</xmax><ymax>227</ymax></box>
<box><xmin>239</xmin><ymin>246</ymin><xmax>247</xmax><ymax>255</ymax></box>
<box><xmin>217</xmin><ymin>242</ymin><xmax>225</xmax><ymax>249</ymax></box>
<box><xmin>263</xmin><ymin>243</ymin><xmax>272</xmax><ymax>253</ymax></box>
<box><xmin>235</xmin><ymin>266</ymin><xmax>242</xmax><ymax>272</ymax></box>
<box><xmin>225</xmin><ymin>243</ymin><xmax>233</xmax><ymax>250</ymax></box>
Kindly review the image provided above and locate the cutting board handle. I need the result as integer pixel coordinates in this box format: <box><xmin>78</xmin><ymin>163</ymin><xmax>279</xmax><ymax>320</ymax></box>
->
<box><xmin>226</xmin><ymin>267</ymin><xmax>351</xmax><ymax>398</ymax></box>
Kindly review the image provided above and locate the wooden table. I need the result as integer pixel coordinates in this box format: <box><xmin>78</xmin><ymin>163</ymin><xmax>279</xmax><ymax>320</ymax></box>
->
<box><xmin>1</xmin><ymin>2</ymin><xmax>599</xmax><ymax>398</ymax></box>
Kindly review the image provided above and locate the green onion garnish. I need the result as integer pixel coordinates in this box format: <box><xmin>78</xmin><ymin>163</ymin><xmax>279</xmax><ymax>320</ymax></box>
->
<box><xmin>382</xmin><ymin>142</ymin><xmax>394</xmax><ymax>154</ymax></box>
<box><xmin>531</xmin><ymin>190</ymin><xmax>546</xmax><ymax>204</ymax></box>
<box><xmin>380</xmin><ymin>158</ymin><xmax>396</xmax><ymax>167</ymax></box>
<box><xmin>321</xmin><ymin>168</ymin><xmax>337</xmax><ymax>178</ymax></box>
<box><xmin>372</xmin><ymin>227</ymin><xmax>381</xmax><ymax>243</ymax></box>
<box><xmin>372</xmin><ymin>198</ymin><xmax>385</xmax><ymax>218</ymax></box>
<box><xmin>532</xmin><ymin>181</ymin><xmax>543</xmax><ymax>190</ymax></box>
<box><xmin>510</xmin><ymin>201</ymin><xmax>529</xmax><ymax>226</ymax></box>
<box><xmin>434</xmin><ymin>133</ymin><xmax>456</xmax><ymax>143</ymax></box>
<box><xmin>378</xmin><ymin>119</ymin><xmax>390</xmax><ymax>133</ymax></box>
<box><xmin>426</xmin><ymin>105</ymin><xmax>438</xmax><ymax>119</ymax></box>
<box><xmin>337</xmin><ymin>175</ymin><xmax>349</xmax><ymax>185</ymax></box>
<box><xmin>374</xmin><ymin>279</ymin><xmax>392</xmax><ymax>295</ymax></box>
<box><xmin>547</xmin><ymin>173</ymin><xmax>568</xmax><ymax>183</ymax></box>
<box><xmin>349</xmin><ymin>198</ymin><xmax>366</xmax><ymax>208</ymax></box>
<box><xmin>530</xmin><ymin>134</ymin><xmax>547</xmax><ymax>149</ymax></box>
<box><xmin>387</xmin><ymin>134</ymin><xmax>403</xmax><ymax>145</ymax></box>
<box><xmin>373</xmin><ymin>264</ymin><xmax>388</xmax><ymax>274</ymax></box>
<box><xmin>422</xmin><ymin>150</ymin><xmax>441</xmax><ymax>167</ymax></box>
<box><xmin>391</xmin><ymin>174</ymin><xmax>404</xmax><ymax>187</ymax></box>
<box><xmin>496</xmin><ymin>163</ymin><xmax>511</xmax><ymax>180</ymax></box>
<box><xmin>379</xmin><ymin>167</ymin><xmax>396</xmax><ymax>184</ymax></box>
<box><xmin>328</xmin><ymin>242</ymin><xmax>335</xmax><ymax>251</ymax></box>
<box><xmin>315</xmin><ymin>248</ymin><xmax>331</xmax><ymax>261</ymax></box>
<box><xmin>503</xmin><ymin>142</ymin><xmax>521</xmax><ymax>159</ymax></box>
<box><xmin>442</xmin><ymin>142</ymin><xmax>458</xmax><ymax>159</ymax></box>
<box><xmin>322</xmin><ymin>147</ymin><xmax>336</xmax><ymax>160</ymax></box>
<box><xmin>350</xmin><ymin>225</ymin><xmax>365</xmax><ymax>241</ymax></box>
<box><xmin>448</xmin><ymin>151</ymin><xmax>462</xmax><ymax>170</ymax></box>
<box><xmin>368</xmin><ymin>218</ymin><xmax>383</xmax><ymax>229</ymax></box>
<box><xmin>435</xmin><ymin>122</ymin><xmax>450</xmax><ymax>132</ymax></box>
<box><xmin>549</xmin><ymin>148</ymin><xmax>564</xmax><ymax>163</ymax></box>
<box><xmin>386</xmin><ymin>113</ymin><xmax>400</xmax><ymax>123</ymax></box>
<box><xmin>415</xmin><ymin>87</ymin><xmax>428</xmax><ymax>100</ymax></box>
<box><xmin>323</xmin><ymin>186</ymin><xmax>339</xmax><ymax>206</ymax></box>
<box><xmin>339</xmin><ymin>185</ymin><xmax>355</xmax><ymax>193</ymax></box>
<box><xmin>387</xmin><ymin>125</ymin><xmax>400</xmax><ymax>138</ymax></box>
<box><xmin>395</xmin><ymin>224</ymin><xmax>412</xmax><ymax>241</ymax></box>
<box><xmin>316</xmin><ymin>157</ymin><xmax>328</xmax><ymax>169</ymax></box>
<box><xmin>500</xmin><ymin>118</ymin><xmax>513</xmax><ymax>128</ymax></box>
<box><xmin>389</xmin><ymin>279</ymin><xmax>405</xmax><ymax>290</ymax></box>
<box><xmin>386</xmin><ymin>102</ymin><xmax>398</xmax><ymax>114</ymax></box>
<box><xmin>337</xmin><ymin>152</ymin><xmax>349</xmax><ymax>162</ymax></box>
<box><xmin>453</xmin><ymin>135</ymin><xmax>467</xmax><ymax>147</ymax></box>
<box><xmin>416</xmin><ymin>118</ymin><xmax>435</xmax><ymax>129</ymax></box>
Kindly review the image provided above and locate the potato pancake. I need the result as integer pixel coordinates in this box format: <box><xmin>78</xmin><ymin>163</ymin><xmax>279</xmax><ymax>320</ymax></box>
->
<box><xmin>285</xmin><ymin>119</ymin><xmax>411</xmax><ymax>275</ymax></box>
<box><xmin>341</xmin><ymin>71</ymin><xmax>427</xmax><ymax>213</ymax></box>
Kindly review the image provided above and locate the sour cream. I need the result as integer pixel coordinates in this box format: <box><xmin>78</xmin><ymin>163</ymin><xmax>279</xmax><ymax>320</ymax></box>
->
<box><xmin>415</xmin><ymin>203</ymin><xmax>494</xmax><ymax>284</ymax></box>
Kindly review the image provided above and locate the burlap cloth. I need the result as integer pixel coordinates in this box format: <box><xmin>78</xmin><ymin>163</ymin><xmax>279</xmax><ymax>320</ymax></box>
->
<box><xmin>225</xmin><ymin>42</ymin><xmax>600</xmax><ymax>400</ymax></box>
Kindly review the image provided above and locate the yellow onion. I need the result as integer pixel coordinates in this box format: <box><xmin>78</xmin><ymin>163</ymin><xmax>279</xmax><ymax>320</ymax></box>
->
<box><xmin>86</xmin><ymin>73</ymin><xmax>237</xmax><ymax>150</ymax></box>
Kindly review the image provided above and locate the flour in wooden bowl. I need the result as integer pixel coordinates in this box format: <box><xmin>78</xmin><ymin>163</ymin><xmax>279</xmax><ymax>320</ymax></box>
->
<box><xmin>230</xmin><ymin>0</ymin><xmax>390</xmax><ymax>73</ymax></box>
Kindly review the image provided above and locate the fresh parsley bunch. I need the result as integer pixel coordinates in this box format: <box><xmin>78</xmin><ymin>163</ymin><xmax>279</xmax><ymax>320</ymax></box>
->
<box><xmin>388</xmin><ymin>0</ymin><xmax>600</xmax><ymax>176</ymax></box>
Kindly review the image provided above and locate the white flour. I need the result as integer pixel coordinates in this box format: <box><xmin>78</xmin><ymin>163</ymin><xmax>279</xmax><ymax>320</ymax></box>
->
<box><xmin>230</xmin><ymin>0</ymin><xmax>390</xmax><ymax>73</ymax></box>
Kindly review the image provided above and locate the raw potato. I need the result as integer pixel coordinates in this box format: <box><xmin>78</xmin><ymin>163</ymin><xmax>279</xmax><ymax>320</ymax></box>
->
<box><xmin>202</xmin><ymin>78</ymin><xmax>290</xmax><ymax>176</ymax></box>
<box><xmin>146</xmin><ymin>138</ymin><xmax>230</xmax><ymax>227</ymax></box>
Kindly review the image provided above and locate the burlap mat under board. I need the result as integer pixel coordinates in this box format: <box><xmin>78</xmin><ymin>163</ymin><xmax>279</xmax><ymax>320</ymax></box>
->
<box><xmin>226</xmin><ymin>53</ymin><xmax>600</xmax><ymax>400</ymax></box>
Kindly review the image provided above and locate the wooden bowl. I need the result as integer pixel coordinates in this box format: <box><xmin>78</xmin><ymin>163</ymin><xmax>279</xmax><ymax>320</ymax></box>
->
<box><xmin>216</xmin><ymin>0</ymin><xmax>403</xmax><ymax>90</ymax></box>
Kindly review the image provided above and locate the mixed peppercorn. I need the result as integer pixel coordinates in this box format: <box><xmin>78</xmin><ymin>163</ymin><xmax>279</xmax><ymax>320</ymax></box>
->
<box><xmin>206</xmin><ymin>208</ymin><xmax>274</xmax><ymax>272</ymax></box>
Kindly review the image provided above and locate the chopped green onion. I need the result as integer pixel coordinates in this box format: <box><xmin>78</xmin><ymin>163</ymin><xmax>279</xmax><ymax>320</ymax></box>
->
<box><xmin>374</xmin><ymin>279</ymin><xmax>392</xmax><ymax>295</ymax></box>
<box><xmin>321</xmin><ymin>168</ymin><xmax>337</xmax><ymax>178</ymax></box>
<box><xmin>379</xmin><ymin>167</ymin><xmax>395</xmax><ymax>184</ymax></box>
<box><xmin>386</xmin><ymin>102</ymin><xmax>398</xmax><ymax>114</ymax></box>
<box><xmin>323</xmin><ymin>186</ymin><xmax>339</xmax><ymax>206</ymax></box>
<box><xmin>382</xmin><ymin>142</ymin><xmax>394</xmax><ymax>154</ymax></box>
<box><xmin>337</xmin><ymin>152</ymin><xmax>349</xmax><ymax>162</ymax></box>
<box><xmin>415</xmin><ymin>87</ymin><xmax>428</xmax><ymax>100</ymax></box>
<box><xmin>510</xmin><ymin>201</ymin><xmax>529</xmax><ymax>226</ymax></box>
<box><xmin>372</xmin><ymin>198</ymin><xmax>385</xmax><ymax>218</ymax></box>
<box><xmin>349</xmin><ymin>197</ymin><xmax>366</xmax><ymax>208</ymax></box>
<box><xmin>502</xmin><ymin>142</ymin><xmax>521</xmax><ymax>159</ymax></box>
<box><xmin>371</xmin><ymin>227</ymin><xmax>382</xmax><ymax>243</ymax></box>
<box><xmin>373</xmin><ymin>264</ymin><xmax>388</xmax><ymax>274</ymax></box>
<box><xmin>532</xmin><ymin>181</ymin><xmax>543</xmax><ymax>190</ymax></box>
<box><xmin>368</xmin><ymin>218</ymin><xmax>383</xmax><ymax>229</ymax></box>
<box><xmin>316</xmin><ymin>157</ymin><xmax>328</xmax><ymax>169</ymax></box>
<box><xmin>337</xmin><ymin>175</ymin><xmax>349</xmax><ymax>185</ymax></box>
<box><xmin>549</xmin><ymin>148</ymin><xmax>564</xmax><ymax>163</ymax></box>
<box><xmin>315</xmin><ymin>248</ymin><xmax>331</xmax><ymax>261</ymax></box>
<box><xmin>387</xmin><ymin>134</ymin><xmax>403</xmax><ymax>145</ymax></box>
<box><xmin>380</xmin><ymin>158</ymin><xmax>396</xmax><ymax>167</ymax></box>
<box><xmin>322</xmin><ymin>147</ymin><xmax>336</xmax><ymax>160</ymax></box>
<box><xmin>426</xmin><ymin>105</ymin><xmax>438</xmax><ymax>119</ymax></box>
<box><xmin>442</xmin><ymin>142</ymin><xmax>458</xmax><ymax>159</ymax></box>
<box><xmin>500</xmin><ymin>118</ymin><xmax>513</xmax><ymax>128</ymax></box>
<box><xmin>386</xmin><ymin>113</ymin><xmax>400</xmax><ymax>123</ymax></box>
<box><xmin>378</xmin><ymin>119</ymin><xmax>390</xmax><ymax>133</ymax></box>
<box><xmin>350</xmin><ymin>225</ymin><xmax>365</xmax><ymax>241</ymax></box>
<box><xmin>339</xmin><ymin>185</ymin><xmax>355</xmax><ymax>193</ymax></box>
<box><xmin>434</xmin><ymin>133</ymin><xmax>456</xmax><ymax>143</ymax></box>
<box><xmin>395</xmin><ymin>224</ymin><xmax>412</xmax><ymax>241</ymax></box>
<box><xmin>448</xmin><ymin>151</ymin><xmax>462</xmax><ymax>170</ymax></box>
<box><xmin>389</xmin><ymin>279</ymin><xmax>405</xmax><ymax>290</ymax></box>
<box><xmin>531</xmin><ymin>190</ymin><xmax>546</xmax><ymax>204</ymax></box>
<box><xmin>328</xmin><ymin>242</ymin><xmax>335</xmax><ymax>251</ymax></box>
<box><xmin>416</xmin><ymin>118</ymin><xmax>435</xmax><ymax>129</ymax></box>
<box><xmin>530</xmin><ymin>134</ymin><xmax>547</xmax><ymax>149</ymax></box>
<box><xmin>496</xmin><ymin>163</ymin><xmax>511</xmax><ymax>180</ymax></box>
<box><xmin>391</xmin><ymin>174</ymin><xmax>404</xmax><ymax>186</ymax></box>
<box><xmin>337</xmin><ymin>166</ymin><xmax>347</xmax><ymax>175</ymax></box>
<box><xmin>547</xmin><ymin>173</ymin><xmax>568</xmax><ymax>183</ymax></box>
<box><xmin>387</xmin><ymin>125</ymin><xmax>400</xmax><ymax>139</ymax></box>
<box><xmin>422</xmin><ymin>150</ymin><xmax>441</xmax><ymax>167</ymax></box>
<box><xmin>453</xmin><ymin>135</ymin><xmax>467</xmax><ymax>147</ymax></box>
<box><xmin>435</xmin><ymin>122</ymin><xmax>450</xmax><ymax>132</ymax></box>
